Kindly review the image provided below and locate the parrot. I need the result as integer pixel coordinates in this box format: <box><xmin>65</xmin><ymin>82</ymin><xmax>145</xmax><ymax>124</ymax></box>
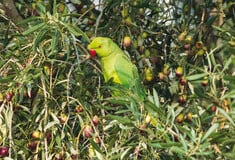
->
<box><xmin>87</xmin><ymin>37</ymin><xmax>145</xmax><ymax>98</ymax></box>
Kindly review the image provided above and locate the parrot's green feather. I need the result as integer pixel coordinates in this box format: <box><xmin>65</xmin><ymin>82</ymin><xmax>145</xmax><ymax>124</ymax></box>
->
<box><xmin>88</xmin><ymin>37</ymin><xmax>145</xmax><ymax>99</ymax></box>
<box><xmin>114</xmin><ymin>53</ymin><xmax>136</xmax><ymax>87</ymax></box>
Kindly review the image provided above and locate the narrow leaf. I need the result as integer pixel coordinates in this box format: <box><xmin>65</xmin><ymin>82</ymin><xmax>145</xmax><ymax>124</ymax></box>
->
<box><xmin>170</xmin><ymin>146</ymin><xmax>186</xmax><ymax>154</ymax></box>
<box><xmin>106</xmin><ymin>115</ymin><xmax>132</xmax><ymax>124</ymax></box>
<box><xmin>51</xmin><ymin>29</ymin><xmax>59</xmax><ymax>52</ymax></box>
<box><xmin>17</xmin><ymin>16</ymin><xmax>41</xmax><ymax>25</ymax></box>
<box><xmin>52</xmin><ymin>0</ymin><xmax>57</xmax><ymax>15</ymax></box>
<box><xmin>90</xmin><ymin>140</ymin><xmax>103</xmax><ymax>154</ymax></box>
<box><xmin>144</xmin><ymin>100</ymin><xmax>163</xmax><ymax>115</ymax></box>
<box><xmin>179</xmin><ymin>134</ymin><xmax>188</xmax><ymax>151</ymax></box>
<box><xmin>33</xmin><ymin>27</ymin><xmax>50</xmax><ymax>52</ymax></box>
<box><xmin>64</xmin><ymin>23</ymin><xmax>90</xmax><ymax>42</ymax></box>
<box><xmin>152</xmin><ymin>88</ymin><xmax>160</xmax><ymax>107</ymax></box>
<box><xmin>22</xmin><ymin>22</ymin><xmax>45</xmax><ymax>35</ymax></box>
<box><xmin>121</xmin><ymin>147</ymin><xmax>132</xmax><ymax>160</ymax></box>
<box><xmin>221</xmin><ymin>90</ymin><xmax>235</xmax><ymax>99</ymax></box>
<box><xmin>222</xmin><ymin>56</ymin><xmax>233</xmax><ymax>72</ymax></box>
<box><xmin>217</xmin><ymin>107</ymin><xmax>235</xmax><ymax>126</ymax></box>
<box><xmin>202</xmin><ymin>123</ymin><xmax>219</xmax><ymax>142</ymax></box>
<box><xmin>205</xmin><ymin>16</ymin><xmax>217</xmax><ymax>27</ymax></box>
<box><xmin>186</xmin><ymin>73</ymin><xmax>208</xmax><ymax>81</ymax></box>
<box><xmin>55</xmin><ymin>134</ymin><xmax>62</xmax><ymax>147</ymax></box>
<box><xmin>44</xmin><ymin>121</ymin><xmax>59</xmax><ymax>131</ymax></box>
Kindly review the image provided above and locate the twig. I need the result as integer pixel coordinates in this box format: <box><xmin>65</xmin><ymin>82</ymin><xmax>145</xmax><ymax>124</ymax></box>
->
<box><xmin>2</xmin><ymin>0</ymin><xmax>23</xmax><ymax>24</ymax></box>
<box><xmin>95</xmin><ymin>3</ymin><xmax>104</xmax><ymax>36</ymax></box>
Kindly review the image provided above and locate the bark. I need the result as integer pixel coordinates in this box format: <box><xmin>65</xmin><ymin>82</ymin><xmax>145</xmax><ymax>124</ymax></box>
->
<box><xmin>2</xmin><ymin>0</ymin><xmax>23</xmax><ymax>24</ymax></box>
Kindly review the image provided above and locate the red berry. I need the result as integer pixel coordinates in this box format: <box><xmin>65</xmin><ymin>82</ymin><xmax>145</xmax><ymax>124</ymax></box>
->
<box><xmin>75</xmin><ymin>105</ymin><xmax>83</xmax><ymax>113</ymax></box>
<box><xmin>5</xmin><ymin>92</ymin><xmax>13</xmax><ymax>102</ymax></box>
<box><xmin>46</xmin><ymin>132</ymin><xmax>51</xmax><ymax>142</ymax></box>
<box><xmin>133</xmin><ymin>146</ymin><xmax>140</xmax><ymax>156</ymax></box>
<box><xmin>195</xmin><ymin>41</ymin><xmax>203</xmax><ymax>49</ymax></box>
<box><xmin>178</xmin><ymin>95</ymin><xmax>186</xmax><ymax>104</ymax></box>
<box><xmin>92</xmin><ymin>115</ymin><xmax>99</xmax><ymax>126</ymax></box>
<box><xmin>158</xmin><ymin>72</ymin><xmax>165</xmax><ymax>80</ymax></box>
<box><xmin>0</xmin><ymin>146</ymin><xmax>9</xmax><ymax>157</ymax></box>
<box><xmin>83</xmin><ymin>125</ymin><xmax>93</xmax><ymax>138</ymax></box>
<box><xmin>89</xmin><ymin>49</ymin><xmax>96</xmax><ymax>57</ymax></box>
<box><xmin>94</xmin><ymin>137</ymin><xmax>101</xmax><ymax>144</ymax></box>
<box><xmin>27</xmin><ymin>141</ymin><xmax>39</xmax><ymax>151</ymax></box>
<box><xmin>59</xmin><ymin>114</ymin><xmax>67</xmax><ymax>124</ymax></box>
<box><xmin>139</xmin><ymin>124</ymin><xmax>147</xmax><ymax>135</ymax></box>
<box><xmin>211</xmin><ymin>106</ymin><xmax>217</xmax><ymax>112</ymax></box>
<box><xmin>180</xmin><ymin>77</ymin><xmax>187</xmax><ymax>85</ymax></box>
<box><xmin>201</xmin><ymin>79</ymin><xmax>208</xmax><ymax>86</ymax></box>
<box><xmin>71</xmin><ymin>154</ymin><xmax>79</xmax><ymax>159</ymax></box>
<box><xmin>176</xmin><ymin>66</ymin><xmax>183</xmax><ymax>78</ymax></box>
<box><xmin>184</xmin><ymin>43</ymin><xmax>191</xmax><ymax>50</ymax></box>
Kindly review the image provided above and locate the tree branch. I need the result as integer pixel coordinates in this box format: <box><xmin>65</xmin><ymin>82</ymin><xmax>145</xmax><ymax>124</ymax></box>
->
<box><xmin>2</xmin><ymin>0</ymin><xmax>23</xmax><ymax>24</ymax></box>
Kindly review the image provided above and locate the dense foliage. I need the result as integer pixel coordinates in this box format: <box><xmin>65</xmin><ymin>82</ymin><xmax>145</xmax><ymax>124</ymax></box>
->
<box><xmin>0</xmin><ymin>0</ymin><xmax>235</xmax><ymax>159</ymax></box>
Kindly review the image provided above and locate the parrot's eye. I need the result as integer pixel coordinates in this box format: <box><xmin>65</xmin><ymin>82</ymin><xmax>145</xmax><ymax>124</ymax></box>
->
<box><xmin>98</xmin><ymin>45</ymin><xmax>101</xmax><ymax>48</ymax></box>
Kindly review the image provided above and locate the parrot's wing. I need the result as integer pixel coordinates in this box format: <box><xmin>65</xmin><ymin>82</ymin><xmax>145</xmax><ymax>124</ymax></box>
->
<box><xmin>115</xmin><ymin>53</ymin><xmax>146</xmax><ymax>99</ymax></box>
<box><xmin>114</xmin><ymin>54</ymin><xmax>137</xmax><ymax>87</ymax></box>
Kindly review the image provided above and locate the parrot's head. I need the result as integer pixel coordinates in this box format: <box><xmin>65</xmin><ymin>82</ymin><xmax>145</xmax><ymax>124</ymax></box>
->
<box><xmin>88</xmin><ymin>37</ymin><xmax>113</xmax><ymax>58</ymax></box>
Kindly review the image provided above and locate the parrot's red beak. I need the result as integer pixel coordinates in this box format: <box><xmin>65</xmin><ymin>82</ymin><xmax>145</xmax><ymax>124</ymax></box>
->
<box><xmin>89</xmin><ymin>49</ymin><xmax>96</xmax><ymax>57</ymax></box>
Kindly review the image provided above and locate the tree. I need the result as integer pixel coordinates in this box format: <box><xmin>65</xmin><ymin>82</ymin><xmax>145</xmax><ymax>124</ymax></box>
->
<box><xmin>0</xmin><ymin>0</ymin><xmax>234</xmax><ymax>159</ymax></box>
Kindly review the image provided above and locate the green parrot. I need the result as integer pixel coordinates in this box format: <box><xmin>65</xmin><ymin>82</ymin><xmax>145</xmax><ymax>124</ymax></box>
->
<box><xmin>87</xmin><ymin>37</ymin><xmax>145</xmax><ymax>97</ymax></box>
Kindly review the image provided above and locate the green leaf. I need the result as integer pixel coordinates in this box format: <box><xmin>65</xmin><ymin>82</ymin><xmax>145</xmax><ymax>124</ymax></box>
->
<box><xmin>205</xmin><ymin>16</ymin><xmax>217</xmax><ymax>27</ymax></box>
<box><xmin>223</xmin><ymin>138</ymin><xmax>235</xmax><ymax>145</ymax></box>
<box><xmin>222</xmin><ymin>55</ymin><xmax>233</xmax><ymax>72</ymax></box>
<box><xmin>33</xmin><ymin>27</ymin><xmax>50</xmax><ymax>52</ymax></box>
<box><xmin>51</xmin><ymin>29</ymin><xmax>60</xmax><ymax>52</ymax></box>
<box><xmin>128</xmin><ymin>100</ymin><xmax>140</xmax><ymax>120</ymax></box>
<box><xmin>17</xmin><ymin>16</ymin><xmax>42</xmax><ymax>25</ymax></box>
<box><xmin>121</xmin><ymin>147</ymin><xmax>132</xmax><ymax>160</ymax></box>
<box><xmin>217</xmin><ymin>107</ymin><xmax>235</xmax><ymax>126</ymax></box>
<box><xmin>63</xmin><ymin>23</ymin><xmax>90</xmax><ymax>42</ymax></box>
<box><xmin>55</xmin><ymin>134</ymin><xmax>62</xmax><ymax>147</ymax></box>
<box><xmin>106</xmin><ymin>97</ymin><xmax>129</xmax><ymax>105</ymax></box>
<box><xmin>44</xmin><ymin>121</ymin><xmax>59</xmax><ymax>131</ymax></box>
<box><xmin>212</xmin><ymin>25</ymin><xmax>226</xmax><ymax>32</ymax></box>
<box><xmin>221</xmin><ymin>90</ymin><xmax>235</xmax><ymax>99</ymax></box>
<box><xmin>106</xmin><ymin>115</ymin><xmax>132</xmax><ymax>124</ymax></box>
<box><xmin>52</xmin><ymin>0</ymin><xmax>57</xmax><ymax>15</ymax></box>
<box><xmin>22</xmin><ymin>22</ymin><xmax>46</xmax><ymax>35</ymax></box>
<box><xmin>194</xmin><ymin>151</ymin><xmax>214</xmax><ymax>156</ymax></box>
<box><xmin>179</xmin><ymin>134</ymin><xmax>188</xmax><ymax>151</ymax></box>
<box><xmin>152</xmin><ymin>88</ymin><xmax>160</xmax><ymax>107</ymax></box>
<box><xmin>36</xmin><ymin>1</ymin><xmax>46</xmax><ymax>14</ymax></box>
<box><xmin>0</xmin><ymin>75</ymin><xmax>16</xmax><ymax>83</ymax></box>
<box><xmin>223</xmin><ymin>152</ymin><xmax>235</xmax><ymax>159</ymax></box>
<box><xmin>202</xmin><ymin>123</ymin><xmax>219</xmax><ymax>142</ymax></box>
<box><xmin>94</xmin><ymin>149</ymin><xmax>105</xmax><ymax>160</ymax></box>
<box><xmin>223</xmin><ymin>75</ymin><xmax>235</xmax><ymax>81</ymax></box>
<box><xmin>150</xmin><ymin>142</ymin><xmax>181</xmax><ymax>148</ymax></box>
<box><xmin>170</xmin><ymin>146</ymin><xmax>186</xmax><ymax>155</ymax></box>
<box><xmin>186</xmin><ymin>73</ymin><xmax>208</xmax><ymax>81</ymax></box>
<box><xmin>90</xmin><ymin>139</ymin><xmax>103</xmax><ymax>154</ymax></box>
<box><xmin>144</xmin><ymin>100</ymin><xmax>163</xmax><ymax>116</ymax></box>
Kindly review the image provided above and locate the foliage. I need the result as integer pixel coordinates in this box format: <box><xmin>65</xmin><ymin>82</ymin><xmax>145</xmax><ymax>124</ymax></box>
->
<box><xmin>0</xmin><ymin>0</ymin><xmax>235</xmax><ymax>159</ymax></box>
